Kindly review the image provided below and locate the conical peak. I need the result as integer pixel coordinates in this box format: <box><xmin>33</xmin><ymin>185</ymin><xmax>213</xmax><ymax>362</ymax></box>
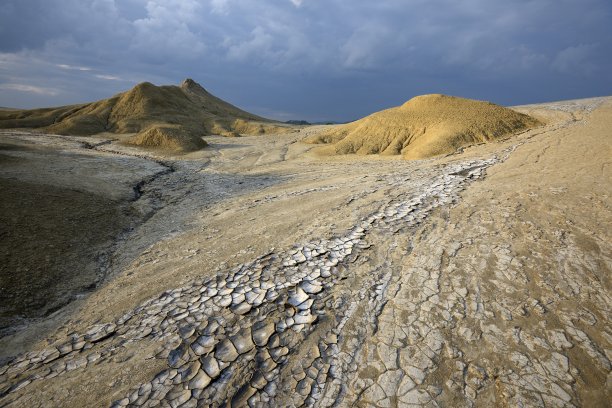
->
<box><xmin>181</xmin><ymin>78</ymin><xmax>196</xmax><ymax>87</ymax></box>
<box><xmin>180</xmin><ymin>78</ymin><xmax>209</xmax><ymax>95</ymax></box>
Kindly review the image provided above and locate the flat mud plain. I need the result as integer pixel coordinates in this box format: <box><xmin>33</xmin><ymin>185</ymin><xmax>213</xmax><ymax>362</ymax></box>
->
<box><xmin>0</xmin><ymin>98</ymin><xmax>610</xmax><ymax>407</ymax></box>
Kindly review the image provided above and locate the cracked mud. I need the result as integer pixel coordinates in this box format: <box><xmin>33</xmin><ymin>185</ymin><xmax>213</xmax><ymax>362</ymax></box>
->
<box><xmin>0</xmin><ymin>98</ymin><xmax>610</xmax><ymax>407</ymax></box>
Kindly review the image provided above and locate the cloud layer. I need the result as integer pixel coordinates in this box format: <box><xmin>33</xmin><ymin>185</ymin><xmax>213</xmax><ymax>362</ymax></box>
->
<box><xmin>1</xmin><ymin>0</ymin><xmax>611</xmax><ymax>120</ymax></box>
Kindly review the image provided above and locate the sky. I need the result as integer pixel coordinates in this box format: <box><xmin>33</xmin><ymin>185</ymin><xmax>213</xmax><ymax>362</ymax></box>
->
<box><xmin>1</xmin><ymin>0</ymin><xmax>611</xmax><ymax>122</ymax></box>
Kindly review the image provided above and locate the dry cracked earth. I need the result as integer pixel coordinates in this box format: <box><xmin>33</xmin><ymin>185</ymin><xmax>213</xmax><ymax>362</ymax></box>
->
<box><xmin>0</xmin><ymin>97</ymin><xmax>610</xmax><ymax>407</ymax></box>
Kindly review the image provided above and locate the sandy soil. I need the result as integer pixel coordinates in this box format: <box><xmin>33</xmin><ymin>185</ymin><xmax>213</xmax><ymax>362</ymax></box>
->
<box><xmin>0</xmin><ymin>98</ymin><xmax>610</xmax><ymax>407</ymax></box>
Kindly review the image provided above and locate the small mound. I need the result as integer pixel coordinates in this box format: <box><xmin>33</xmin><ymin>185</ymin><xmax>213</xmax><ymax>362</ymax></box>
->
<box><xmin>305</xmin><ymin>94</ymin><xmax>542</xmax><ymax>159</ymax></box>
<box><xmin>209</xmin><ymin>119</ymin><xmax>292</xmax><ymax>137</ymax></box>
<box><xmin>220</xmin><ymin>131</ymin><xmax>241</xmax><ymax>138</ymax></box>
<box><xmin>127</xmin><ymin>126</ymin><xmax>207</xmax><ymax>153</ymax></box>
<box><xmin>230</xmin><ymin>119</ymin><xmax>291</xmax><ymax>135</ymax></box>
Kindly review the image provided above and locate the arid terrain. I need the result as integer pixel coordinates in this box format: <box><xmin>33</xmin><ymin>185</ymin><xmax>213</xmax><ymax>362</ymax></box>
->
<box><xmin>0</xmin><ymin>95</ymin><xmax>610</xmax><ymax>408</ymax></box>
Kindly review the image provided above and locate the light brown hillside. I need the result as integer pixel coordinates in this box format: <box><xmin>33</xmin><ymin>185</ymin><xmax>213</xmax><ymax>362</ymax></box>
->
<box><xmin>127</xmin><ymin>125</ymin><xmax>208</xmax><ymax>152</ymax></box>
<box><xmin>0</xmin><ymin>79</ymin><xmax>292</xmax><ymax>152</ymax></box>
<box><xmin>305</xmin><ymin>94</ymin><xmax>542</xmax><ymax>159</ymax></box>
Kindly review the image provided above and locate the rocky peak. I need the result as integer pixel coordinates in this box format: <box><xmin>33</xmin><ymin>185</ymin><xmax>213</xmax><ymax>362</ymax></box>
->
<box><xmin>180</xmin><ymin>78</ymin><xmax>209</xmax><ymax>96</ymax></box>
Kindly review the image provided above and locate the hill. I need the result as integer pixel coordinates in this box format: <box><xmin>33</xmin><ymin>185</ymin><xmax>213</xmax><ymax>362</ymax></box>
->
<box><xmin>305</xmin><ymin>94</ymin><xmax>542</xmax><ymax>159</ymax></box>
<box><xmin>0</xmin><ymin>79</ymin><xmax>291</xmax><ymax>152</ymax></box>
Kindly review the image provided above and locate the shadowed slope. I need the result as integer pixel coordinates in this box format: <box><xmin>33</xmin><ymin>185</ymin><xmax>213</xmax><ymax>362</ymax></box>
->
<box><xmin>305</xmin><ymin>94</ymin><xmax>542</xmax><ymax>159</ymax></box>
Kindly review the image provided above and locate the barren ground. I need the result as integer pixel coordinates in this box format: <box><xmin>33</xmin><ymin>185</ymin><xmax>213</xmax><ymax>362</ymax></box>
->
<box><xmin>0</xmin><ymin>97</ymin><xmax>610</xmax><ymax>407</ymax></box>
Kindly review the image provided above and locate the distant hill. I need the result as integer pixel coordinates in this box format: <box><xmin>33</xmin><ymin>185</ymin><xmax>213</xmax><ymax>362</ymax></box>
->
<box><xmin>285</xmin><ymin>120</ymin><xmax>345</xmax><ymax>125</ymax></box>
<box><xmin>312</xmin><ymin>121</ymin><xmax>344</xmax><ymax>125</ymax></box>
<box><xmin>0</xmin><ymin>79</ymin><xmax>293</xmax><ymax>152</ymax></box>
<box><xmin>305</xmin><ymin>94</ymin><xmax>542</xmax><ymax>159</ymax></box>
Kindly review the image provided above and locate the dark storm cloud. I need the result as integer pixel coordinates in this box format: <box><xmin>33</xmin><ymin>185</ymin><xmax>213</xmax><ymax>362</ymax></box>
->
<box><xmin>0</xmin><ymin>0</ymin><xmax>611</xmax><ymax>121</ymax></box>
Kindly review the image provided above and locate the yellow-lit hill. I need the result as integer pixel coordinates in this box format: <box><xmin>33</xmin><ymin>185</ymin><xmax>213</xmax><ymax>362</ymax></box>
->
<box><xmin>305</xmin><ymin>94</ymin><xmax>542</xmax><ymax>159</ymax></box>
<box><xmin>0</xmin><ymin>79</ymin><xmax>291</xmax><ymax>152</ymax></box>
<box><xmin>127</xmin><ymin>125</ymin><xmax>208</xmax><ymax>152</ymax></box>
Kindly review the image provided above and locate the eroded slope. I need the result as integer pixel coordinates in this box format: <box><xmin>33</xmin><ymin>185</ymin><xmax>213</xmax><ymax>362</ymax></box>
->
<box><xmin>306</xmin><ymin>94</ymin><xmax>541</xmax><ymax>159</ymax></box>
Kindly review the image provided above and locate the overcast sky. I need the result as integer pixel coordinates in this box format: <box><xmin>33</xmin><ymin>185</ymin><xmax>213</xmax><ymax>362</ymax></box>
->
<box><xmin>1</xmin><ymin>0</ymin><xmax>611</xmax><ymax>122</ymax></box>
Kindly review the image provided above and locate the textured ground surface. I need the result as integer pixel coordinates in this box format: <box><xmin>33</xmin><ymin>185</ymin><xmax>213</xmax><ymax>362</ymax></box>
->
<box><xmin>0</xmin><ymin>97</ymin><xmax>610</xmax><ymax>407</ymax></box>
